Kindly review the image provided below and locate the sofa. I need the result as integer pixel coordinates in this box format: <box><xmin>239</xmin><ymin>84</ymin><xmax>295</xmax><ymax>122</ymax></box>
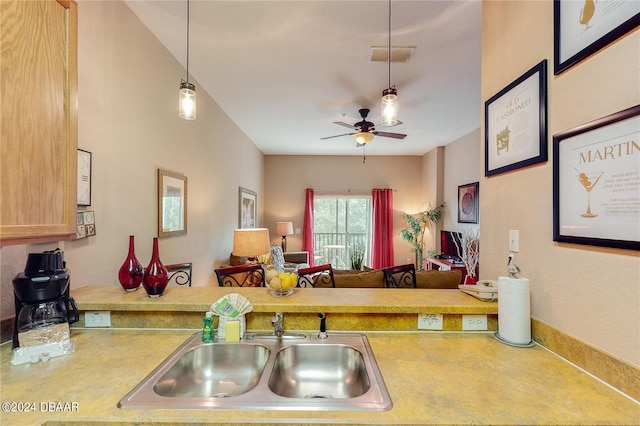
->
<box><xmin>332</xmin><ymin>268</ymin><xmax>461</xmax><ymax>289</ymax></box>
<box><xmin>228</xmin><ymin>251</ymin><xmax>309</xmax><ymax>268</ymax></box>
<box><xmin>225</xmin><ymin>250</ymin><xmax>460</xmax><ymax>289</ymax></box>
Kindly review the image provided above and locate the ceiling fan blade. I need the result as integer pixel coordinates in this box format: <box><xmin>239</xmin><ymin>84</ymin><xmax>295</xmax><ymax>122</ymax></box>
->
<box><xmin>333</xmin><ymin>121</ymin><xmax>356</xmax><ymax>129</ymax></box>
<box><xmin>320</xmin><ymin>132</ymin><xmax>355</xmax><ymax>140</ymax></box>
<box><xmin>374</xmin><ymin>131</ymin><xmax>407</xmax><ymax>139</ymax></box>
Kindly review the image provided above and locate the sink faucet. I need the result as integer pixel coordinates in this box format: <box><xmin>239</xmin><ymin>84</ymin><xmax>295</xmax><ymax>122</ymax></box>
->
<box><xmin>271</xmin><ymin>313</ymin><xmax>284</xmax><ymax>338</ymax></box>
<box><xmin>318</xmin><ymin>313</ymin><xmax>328</xmax><ymax>339</ymax></box>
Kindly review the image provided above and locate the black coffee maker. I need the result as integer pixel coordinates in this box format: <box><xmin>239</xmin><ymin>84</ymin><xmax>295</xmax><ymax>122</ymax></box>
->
<box><xmin>12</xmin><ymin>249</ymin><xmax>79</xmax><ymax>348</ymax></box>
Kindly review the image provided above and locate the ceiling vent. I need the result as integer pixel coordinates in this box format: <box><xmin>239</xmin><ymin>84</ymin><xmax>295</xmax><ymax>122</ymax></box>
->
<box><xmin>369</xmin><ymin>46</ymin><xmax>416</xmax><ymax>63</ymax></box>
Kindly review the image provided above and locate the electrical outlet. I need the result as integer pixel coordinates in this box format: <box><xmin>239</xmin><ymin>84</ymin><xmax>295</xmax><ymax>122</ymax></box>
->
<box><xmin>462</xmin><ymin>314</ymin><xmax>487</xmax><ymax>331</ymax></box>
<box><xmin>84</xmin><ymin>311</ymin><xmax>111</xmax><ymax>327</ymax></box>
<box><xmin>418</xmin><ymin>314</ymin><xmax>443</xmax><ymax>330</ymax></box>
<box><xmin>509</xmin><ymin>229</ymin><xmax>520</xmax><ymax>252</ymax></box>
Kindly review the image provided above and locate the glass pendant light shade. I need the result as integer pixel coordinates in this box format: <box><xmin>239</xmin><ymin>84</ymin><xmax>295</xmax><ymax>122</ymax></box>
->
<box><xmin>354</xmin><ymin>132</ymin><xmax>374</xmax><ymax>145</ymax></box>
<box><xmin>381</xmin><ymin>87</ymin><xmax>398</xmax><ymax>126</ymax></box>
<box><xmin>179</xmin><ymin>80</ymin><xmax>196</xmax><ymax>120</ymax></box>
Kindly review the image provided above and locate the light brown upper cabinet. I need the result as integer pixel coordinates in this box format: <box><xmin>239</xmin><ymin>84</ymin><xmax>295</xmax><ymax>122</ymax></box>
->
<box><xmin>1</xmin><ymin>0</ymin><xmax>78</xmax><ymax>245</ymax></box>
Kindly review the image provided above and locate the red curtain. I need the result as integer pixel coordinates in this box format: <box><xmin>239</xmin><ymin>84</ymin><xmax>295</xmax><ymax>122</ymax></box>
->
<box><xmin>301</xmin><ymin>188</ymin><xmax>315</xmax><ymax>266</ymax></box>
<box><xmin>371</xmin><ymin>188</ymin><xmax>395</xmax><ymax>268</ymax></box>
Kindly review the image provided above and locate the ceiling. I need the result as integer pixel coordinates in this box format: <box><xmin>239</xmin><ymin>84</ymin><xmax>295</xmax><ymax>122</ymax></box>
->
<box><xmin>124</xmin><ymin>1</ymin><xmax>481</xmax><ymax>156</ymax></box>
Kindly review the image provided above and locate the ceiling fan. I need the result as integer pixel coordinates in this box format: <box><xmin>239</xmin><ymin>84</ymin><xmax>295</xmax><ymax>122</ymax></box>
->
<box><xmin>321</xmin><ymin>108</ymin><xmax>407</xmax><ymax>146</ymax></box>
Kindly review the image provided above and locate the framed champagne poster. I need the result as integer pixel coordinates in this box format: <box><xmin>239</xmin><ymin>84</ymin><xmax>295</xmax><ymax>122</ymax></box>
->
<box><xmin>554</xmin><ymin>0</ymin><xmax>640</xmax><ymax>75</ymax></box>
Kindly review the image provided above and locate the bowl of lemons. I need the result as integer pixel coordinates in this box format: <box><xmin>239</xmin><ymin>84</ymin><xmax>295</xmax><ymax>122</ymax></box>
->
<box><xmin>265</xmin><ymin>270</ymin><xmax>297</xmax><ymax>297</ymax></box>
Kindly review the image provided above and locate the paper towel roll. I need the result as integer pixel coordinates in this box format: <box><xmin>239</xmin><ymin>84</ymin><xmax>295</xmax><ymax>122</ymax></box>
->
<box><xmin>497</xmin><ymin>276</ymin><xmax>531</xmax><ymax>345</ymax></box>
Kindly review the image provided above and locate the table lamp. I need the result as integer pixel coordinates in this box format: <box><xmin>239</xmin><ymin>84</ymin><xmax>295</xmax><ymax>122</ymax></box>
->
<box><xmin>232</xmin><ymin>228</ymin><xmax>271</xmax><ymax>262</ymax></box>
<box><xmin>275</xmin><ymin>221</ymin><xmax>294</xmax><ymax>252</ymax></box>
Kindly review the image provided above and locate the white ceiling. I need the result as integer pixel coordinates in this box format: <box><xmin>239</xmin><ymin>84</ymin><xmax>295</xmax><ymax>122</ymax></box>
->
<box><xmin>124</xmin><ymin>0</ymin><xmax>481</xmax><ymax>156</ymax></box>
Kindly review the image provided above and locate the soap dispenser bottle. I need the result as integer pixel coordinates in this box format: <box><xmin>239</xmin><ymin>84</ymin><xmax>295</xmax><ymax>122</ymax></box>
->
<box><xmin>202</xmin><ymin>312</ymin><xmax>214</xmax><ymax>343</ymax></box>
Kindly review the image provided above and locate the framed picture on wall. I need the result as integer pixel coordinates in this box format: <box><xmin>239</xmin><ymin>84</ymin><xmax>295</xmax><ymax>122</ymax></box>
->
<box><xmin>554</xmin><ymin>0</ymin><xmax>640</xmax><ymax>75</ymax></box>
<box><xmin>238</xmin><ymin>187</ymin><xmax>257</xmax><ymax>229</ymax></box>
<box><xmin>158</xmin><ymin>169</ymin><xmax>187</xmax><ymax>238</ymax></box>
<box><xmin>458</xmin><ymin>182</ymin><xmax>479</xmax><ymax>224</ymax></box>
<box><xmin>553</xmin><ymin>105</ymin><xmax>639</xmax><ymax>251</ymax></box>
<box><xmin>484</xmin><ymin>60</ymin><xmax>548</xmax><ymax>177</ymax></box>
<box><xmin>77</xmin><ymin>149</ymin><xmax>92</xmax><ymax>206</ymax></box>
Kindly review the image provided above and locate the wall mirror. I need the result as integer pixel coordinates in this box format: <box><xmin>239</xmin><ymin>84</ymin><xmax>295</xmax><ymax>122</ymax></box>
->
<box><xmin>158</xmin><ymin>169</ymin><xmax>187</xmax><ymax>238</ymax></box>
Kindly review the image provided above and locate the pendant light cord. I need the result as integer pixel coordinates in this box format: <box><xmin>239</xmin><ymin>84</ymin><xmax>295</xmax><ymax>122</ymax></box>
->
<box><xmin>387</xmin><ymin>0</ymin><xmax>391</xmax><ymax>89</ymax></box>
<box><xmin>186</xmin><ymin>0</ymin><xmax>190</xmax><ymax>83</ymax></box>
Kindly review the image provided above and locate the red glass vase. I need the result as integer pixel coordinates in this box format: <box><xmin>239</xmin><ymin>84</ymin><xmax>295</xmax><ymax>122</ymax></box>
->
<box><xmin>118</xmin><ymin>235</ymin><xmax>143</xmax><ymax>292</ymax></box>
<box><xmin>143</xmin><ymin>237</ymin><xmax>169</xmax><ymax>297</ymax></box>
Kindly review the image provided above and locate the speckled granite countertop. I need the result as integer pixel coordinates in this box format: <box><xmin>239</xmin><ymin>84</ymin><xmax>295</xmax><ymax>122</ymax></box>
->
<box><xmin>70</xmin><ymin>285</ymin><xmax>499</xmax><ymax>314</ymax></box>
<box><xmin>1</xmin><ymin>329</ymin><xmax>638</xmax><ymax>425</ymax></box>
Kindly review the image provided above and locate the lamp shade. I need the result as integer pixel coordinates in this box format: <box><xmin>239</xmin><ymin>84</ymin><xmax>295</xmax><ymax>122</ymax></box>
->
<box><xmin>179</xmin><ymin>81</ymin><xmax>196</xmax><ymax>120</ymax></box>
<box><xmin>354</xmin><ymin>132</ymin><xmax>374</xmax><ymax>145</ymax></box>
<box><xmin>381</xmin><ymin>87</ymin><xmax>398</xmax><ymax>126</ymax></box>
<box><xmin>275</xmin><ymin>221</ymin><xmax>294</xmax><ymax>236</ymax></box>
<box><xmin>232</xmin><ymin>228</ymin><xmax>270</xmax><ymax>257</ymax></box>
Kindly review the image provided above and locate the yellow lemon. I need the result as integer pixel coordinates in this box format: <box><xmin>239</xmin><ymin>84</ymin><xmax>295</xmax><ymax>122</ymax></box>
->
<box><xmin>278</xmin><ymin>272</ymin><xmax>288</xmax><ymax>280</ymax></box>
<box><xmin>266</xmin><ymin>269</ymin><xmax>279</xmax><ymax>282</ymax></box>
<box><xmin>269</xmin><ymin>277</ymin><xmax>282</xmax><ymax>290</ymax></box>
<box><xmin>280</xmin><ymin>275</ymin><xmax>290</xmax><ymax>289</ymax></box>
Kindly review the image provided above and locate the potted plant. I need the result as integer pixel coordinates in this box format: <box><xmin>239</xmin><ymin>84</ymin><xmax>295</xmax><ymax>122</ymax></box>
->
<box><xmin>400</xmin><ymin>203</ymin><xmax>445</xmax><ymax>270</ymax></box>
<box><xmin>350</xmin><ymin>245</ymin><xmax>364</xmax><ymax>271</ymax></box>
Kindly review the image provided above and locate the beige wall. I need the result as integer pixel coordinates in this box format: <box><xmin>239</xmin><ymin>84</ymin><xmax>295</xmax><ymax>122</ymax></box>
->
<box><xmin>481</xmin><ymin>1</ymin><xmax>639</xmax><ymax>366</ymax></box>
<box><xmin>421</xmin><ymin>146</ymin><xmax>445</xmax><ymax>254</ymax></box>
<box><xmin>0</xmin><ymin>0</ymin><xmax>264</xmax><ymax>318</ymax></box>
<box><xmin>263</xmin><ymin>155</ymin><xmax>427</xmax><ymax>266</ymax></box>
<box><xmin>441</xmin><ymin>129</ymin><xmax>482</xmax><ymax>247</ymax></box>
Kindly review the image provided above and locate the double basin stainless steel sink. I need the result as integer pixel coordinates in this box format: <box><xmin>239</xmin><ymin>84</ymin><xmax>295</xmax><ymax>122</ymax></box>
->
<box><xmin>118</xmin><ymin>332</ymin><xmax>392</xmax><ymax>411</ymax></box>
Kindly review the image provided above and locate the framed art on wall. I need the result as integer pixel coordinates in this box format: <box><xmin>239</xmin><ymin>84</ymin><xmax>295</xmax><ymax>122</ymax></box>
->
<box><xmin>77</xmin><ymin>149</ymin><xmax>92</xmax><ymax>206</ymax></box>
<box><xmin>458</xmin><ymin>182</ymin><xmax>479</xmax><ymax>224</ymax></box>
<box><xmin>158</xmin><ymin>169</ymin><xmax>187</xmax><ymax>238</ymax></box>
<box><xmin>239</xmin><ymin>186</ymin><xmax>257</xmax><ymax>229</ymax></box>
<box><xmin>553</xmin><ymin>105</ymin><xmax>639</xmax><ymax>251</ymax></box>
<box><xmin>554</xmin><ymin>0</ymin><xmax>640</xmax><ymax>75</ymax></box>
<box><xmin>485</xmin><ymin>60</ymin><xmax>548</xmax><ymax>177</ymax></box>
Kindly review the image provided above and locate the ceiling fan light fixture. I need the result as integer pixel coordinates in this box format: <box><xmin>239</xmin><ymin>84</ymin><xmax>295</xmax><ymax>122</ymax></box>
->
<box><xmin>381</xmin><ymin>86</ymin><xmax>398</xmax><ymax>126</ymax></box>
<box><xmin>354</xmin><ymin>132</ymin><xmax>374</xmax><ymax>145</ymax></box>
<box><xmin>179</xmin><ymin>80</ymin><xmax>196</xmax><ymax>120</ymax></box>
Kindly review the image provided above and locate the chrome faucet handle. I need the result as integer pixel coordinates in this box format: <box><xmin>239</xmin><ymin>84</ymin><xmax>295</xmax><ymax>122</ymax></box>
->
<box><xmin>272</xmin><ymin>312</ymin><xmax>284</xmax><ymax>338</ymax></box>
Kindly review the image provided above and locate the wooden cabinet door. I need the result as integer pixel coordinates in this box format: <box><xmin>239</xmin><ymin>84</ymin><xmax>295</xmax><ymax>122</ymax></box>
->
<box><xmin>1</xmin><ymin>0</ymin><xmax>78</xmax><ymax>245</ymax></box>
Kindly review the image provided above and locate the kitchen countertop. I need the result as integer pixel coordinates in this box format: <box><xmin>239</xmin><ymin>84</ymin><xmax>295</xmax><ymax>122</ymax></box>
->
<box><xmin>70</xmin><ymin>285</ymin><xmax>499</xmax><ymax>314</ymax></box>
<box><xmin>1</xmin><ymin>328</ymin><xmax>638</xmax><ymax>425</ymax></box>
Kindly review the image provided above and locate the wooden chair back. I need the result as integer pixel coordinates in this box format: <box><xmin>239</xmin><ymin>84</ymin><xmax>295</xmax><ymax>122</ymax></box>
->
<box><xmin>297</xmin><ymin>264</ymin><xmax>335</xmax><ymax>288</ymax></box>
<box><xmin>215</xmin><ymin>263</ymin><xmax>265</xmax><ymax>287</ymax></box>
<box><xmin>382</xmin><ymin>264</ymin><xmax>417</xmax><ymax>288</ymax></box>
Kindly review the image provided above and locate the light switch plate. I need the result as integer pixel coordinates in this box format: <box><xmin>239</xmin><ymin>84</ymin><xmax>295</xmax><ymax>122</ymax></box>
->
<box><xmin>418</xmin><ymin>314</ymin><xmax>443</xmax><ymax>330</ymax></box>
<box><xmin>509</xmin><ymin>229</ymin><xmax>520</xmax><ymax>252</ymax></box>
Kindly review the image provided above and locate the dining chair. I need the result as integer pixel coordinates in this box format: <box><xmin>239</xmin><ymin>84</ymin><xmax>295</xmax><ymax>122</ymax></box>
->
<box><xmin>215</xmin><ymin>263</ymin><xmax>265</xmax><ymax>287</ymax></box>
<box><xmin>381</xmin><ymin>264</ymin><xmax>417</xmax><ymax>288</ymax></box>
<box><xmin>165</xmin><ymin>262</ymin><xmax>193</xmax><ymax>286</ymax></box>
<box><xmin>297</xmin><ymin>264</ymin><xmax>335</xmax><ymax>288</ymax></box>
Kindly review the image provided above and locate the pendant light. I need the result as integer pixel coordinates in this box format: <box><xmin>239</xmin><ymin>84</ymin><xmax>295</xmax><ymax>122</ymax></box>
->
<box><xmin>381</xmin><ymin>0</ymin><xmax>398</xmax><ymax>126</ymax></box>
<box><xmin>178</xmin><ymin>0</ymin><xmax>196</xmax><ymax>120</ymax></box>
